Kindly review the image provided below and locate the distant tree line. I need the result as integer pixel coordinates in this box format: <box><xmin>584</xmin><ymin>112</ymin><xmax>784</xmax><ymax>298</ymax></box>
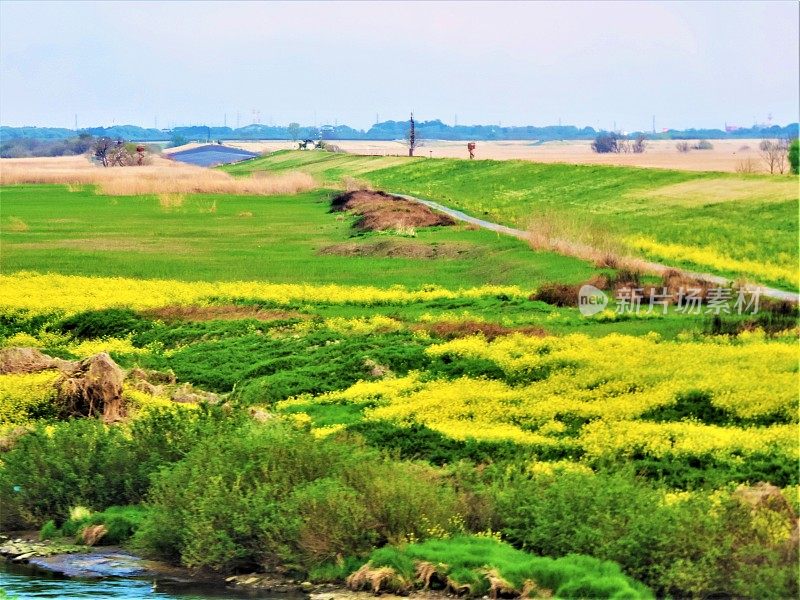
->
<box><xmin>2</xmin><ymin>121</ymin><xmax>797</xmax><ymax>144</ymax></box>
<box><xmin>0</xmin><ymin>132</ymin><xmax>96</xmax><ymax>158</ymax></box>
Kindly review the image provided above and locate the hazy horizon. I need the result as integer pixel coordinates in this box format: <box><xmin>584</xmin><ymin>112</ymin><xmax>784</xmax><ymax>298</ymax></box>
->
<box><xmin>1</xmin><ymin>1</ymin><xmax>798</xmax><ymax>132</ymax></box>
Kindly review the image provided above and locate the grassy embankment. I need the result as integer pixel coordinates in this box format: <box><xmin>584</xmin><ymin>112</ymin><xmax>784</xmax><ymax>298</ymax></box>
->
<box><xmin>229</xmin><ymin>150</ymin><xmax>799</xmax><ymax>290</ymax></box>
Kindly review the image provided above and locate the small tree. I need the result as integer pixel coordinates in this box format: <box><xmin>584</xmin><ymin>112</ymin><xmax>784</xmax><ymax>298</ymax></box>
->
<box><xmin>632</xmin><ymin>134</ymin><xmax>647</xmax><ymax>154</ymax></box>
<box><xmin>675</xmin><ymin>141</ymin><xmax>690</xmax><ymax>153</ymax></box>
<box><xmin>591</xmin><ymin>133</ymin><xmax>620</xmax><ymax>153</ymax></box>
<box><xmin>93</xmin><ymin>137</ymin><xmax>113</xmax><ymax>167</ymax></box>
<box><xmin>789</xmin><ymin>139</ymin><xmax>799</xmax><ymax>175</ymax></box>
<box><xmin>759</xmin><ymin>138</ymin><xmax>789</xmax><ymax>174</ymax></box>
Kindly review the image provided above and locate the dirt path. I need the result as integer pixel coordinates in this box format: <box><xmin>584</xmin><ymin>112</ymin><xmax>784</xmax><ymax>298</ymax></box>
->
<box><xmin>391</xmin><ymin>193</ymin><xmax>799</xmax><ymax>303</ymax></box>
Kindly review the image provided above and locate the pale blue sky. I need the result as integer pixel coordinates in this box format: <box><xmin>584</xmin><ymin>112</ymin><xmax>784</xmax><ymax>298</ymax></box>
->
<box><xmin>1</xmin><ymin>0</ymin><xmax>797</xmax><ymax>131</ymax></box>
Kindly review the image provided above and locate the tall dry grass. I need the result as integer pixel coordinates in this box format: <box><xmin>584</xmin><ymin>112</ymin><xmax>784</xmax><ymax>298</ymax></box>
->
<box><xmin>0</xmin><ymin>155</ymin><xmax>316</xmax><ymax>196</ymax></box>
<box><xmin>526</xmin><ymin>210</ymin><xmax>651</xmax><ymax>272</ymax></box>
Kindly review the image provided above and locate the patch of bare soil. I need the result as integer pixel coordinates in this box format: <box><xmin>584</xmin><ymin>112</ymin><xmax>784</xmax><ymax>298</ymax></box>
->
<box><xmin>416</xmin><ymin>321</ymin><xmax>547</xmax><ymax>340</ymax></box>
<box><xmin>142</xmin><ymin>305</ymin><xmax>306</xmax><ymax>322</ymax></box>
<box><xmin>320</xmin><ymin>239</ymin><xmax>475</xmax><ymax>259</ymax></box>
<box><xmin>331</xmin><ymin>190</ymin><xmax>455</xmax><ymax>231</ymax></box>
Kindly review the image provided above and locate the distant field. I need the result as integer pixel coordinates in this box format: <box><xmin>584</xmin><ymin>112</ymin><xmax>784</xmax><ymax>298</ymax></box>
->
<box><xmin>180</xmin><ymin>138</ymin><xmax>779</xmax><ymax>173</ymax></box>
<box><xmin>228</xmin><ymin>151</ymin><xmax>800</xmax><ymax>290</ymax></box>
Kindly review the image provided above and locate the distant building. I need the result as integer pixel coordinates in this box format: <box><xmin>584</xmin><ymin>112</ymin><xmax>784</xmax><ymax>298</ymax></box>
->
<box><xmin>168</xmin><ymin>145</ymin><xmax>259</xmax><ymax>167</ymax></box>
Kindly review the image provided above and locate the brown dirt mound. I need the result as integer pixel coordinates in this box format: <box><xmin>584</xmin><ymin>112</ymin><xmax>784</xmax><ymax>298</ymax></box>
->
<box><xmin>331</xmin><ymin>190</ymin><xmax>455</xmax><ymax>231</ymax></box>
<box><xmin>0</xmin><ymin>347</ymin><xmax>76</xmax><ymax>374</ymax></box>
<box><xmin>142</xmin><ymin>305</ymin><xmax>305</xmax><ymax>322</ymax></box>
<box><xmin>320</xmin><ymin>239</ymin><xmax>475</xmax><ymax>259</ymax></box>
<box><xmin>56</xmin><ymin>353</ymin><xmax>125</xmax><ymax>422</ymax></box>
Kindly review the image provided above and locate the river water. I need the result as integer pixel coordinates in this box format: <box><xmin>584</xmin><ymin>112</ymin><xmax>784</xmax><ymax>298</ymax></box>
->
<box><xmin>0</xmin><ymin>561</ymin><xmax>284</xmax><ymax>599</ymax></box>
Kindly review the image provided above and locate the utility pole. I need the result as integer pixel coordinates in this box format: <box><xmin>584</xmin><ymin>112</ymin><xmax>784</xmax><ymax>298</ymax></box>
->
<box><xmin>224</xmin><ymin>113</ymin><xmax>227</xmax><ymax>128</ymax></box>
<box><xmin>74</xmin><ymin>114</ymin><xmax>78</xmax><ymax>131</ymax></box>
<box><xmin>408</xmin><ymin>112</ymin><xmax>416</xmax><ymax>157</ymax></box>
<box><xmin>652</xmin><ymin>115</ymin><xmax>655</xmax><ymax>134</ymax></box>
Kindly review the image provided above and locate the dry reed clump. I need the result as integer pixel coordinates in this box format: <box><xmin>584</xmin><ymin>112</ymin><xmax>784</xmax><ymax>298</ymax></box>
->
<box><xmin>735</xmin><ymin>157</ymin><xmax>758</xmax><ymax>174</ymax></box>
<box><xmin>484</xmin><ymin>568</ymin><xmax>517</xmax><ymax>599</ymax></box>
<box><xmin>347</xmin><ymin>564</ymin><xmax>411</xmax><ymax>594</ymax></box>
<box><xmin>342</xmin><ymin>176</ymin><xmax>373</xmax><ymax>192</ymax></box>
<box><xmin>415</xmin><ymin>561</ymin><xmax>448</xmax><ymax>590</ymax></box>
<box><xmin>158</xmin><ymin>193</ymin><xmax>185</xmax><ymax>209</ymax></box>
<box><xmin>0</xmin><ymin>155</ymin><xmax>317</xmax><ymax>196</ymax></box>
<box><xmin>81</xmin><ymin>524</ymin><xmax>108</xmax><ymax>546</ymax></box>
<box><xmin>527</xmin><ymin>212</ymin><xmax>663</xmax><ymax>278</ymax></box>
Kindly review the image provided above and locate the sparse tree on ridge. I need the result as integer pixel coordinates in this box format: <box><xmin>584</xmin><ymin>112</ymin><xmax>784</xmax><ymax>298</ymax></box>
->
<box><xmin>93</xmin><ymin>137</ymin><xmax>113</xmax><ymax>166</ymax></box>
<box><xmin>759</xmin><ymin>138</ymin><xmax>789</xmax><ymax>174</ymax></box>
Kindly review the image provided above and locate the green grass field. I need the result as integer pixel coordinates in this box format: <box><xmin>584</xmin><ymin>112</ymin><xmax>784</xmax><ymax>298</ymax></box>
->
<box><xmin>230</xmin><ymin>151</ymin><xmax>799</xmax><ymax>289</ymax></box>
<box><xmin>0</xmin><ymin>183</ymin><xmax>596</xmax><ymax>288</ymax></box>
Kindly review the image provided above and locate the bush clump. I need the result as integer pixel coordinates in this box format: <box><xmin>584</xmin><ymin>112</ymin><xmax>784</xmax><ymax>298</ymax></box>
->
<box><xmin>133</xmin><ymin>421</ymin><xmax>462</xmax><ymax>572</ymax></box>
<box><xmin>0</xmin><ymin>405</ymin><xmax>236</xmax><ymax>528</ymax></box>
<box><xmin>349</xmin><ymin>536</ymin><xmax>653</xmax><ymax>598</ymax></box>
<box><xmin>40</xmin><ymin>505</ymin><xmax>148</xmax><ymax>545</ymax></box>
<box><xmin>489</xmin><ymin>468</ymin><xmax>799</xmax><ymax>598</ymax></box>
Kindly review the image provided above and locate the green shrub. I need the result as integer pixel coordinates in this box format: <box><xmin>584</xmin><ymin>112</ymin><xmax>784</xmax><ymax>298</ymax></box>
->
<box><xmin>39</xmin><ymin>519</ymin><xmax>59</xmax><ymax>540</ymax></box>
<box><xmin>48</xmin><ymin>505</ymin><xmax>148</xmax><ymax>545</ymax></box>
<box><xmin>488</xmin><ymin>468</ymin><xmax>798</xmax><ymax>598</ymax></box>
<box><xmin>789</xmin><ymin>138</ymin><xmax>799</xmax><ymax>174</ymax></box>
<box><xmin>0</xmin><ymin>406</ymin><xmax>234</xmax><ymax>529</ymax></box>
<box><xmin>133</xmin><ymin>421</ymin><xmax>462</xmax><ymax>573</ymax></box>
<box><xmin>0</xmin><ymin>419</ymin><xmax>134</xmax><ymax>528</ymax></box>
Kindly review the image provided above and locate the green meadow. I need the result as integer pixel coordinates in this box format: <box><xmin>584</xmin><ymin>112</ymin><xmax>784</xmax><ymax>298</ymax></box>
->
<box><xmin>0</xmin><ymin>183</ymin><xmax>595</xmax><ymax>288</ymax></box>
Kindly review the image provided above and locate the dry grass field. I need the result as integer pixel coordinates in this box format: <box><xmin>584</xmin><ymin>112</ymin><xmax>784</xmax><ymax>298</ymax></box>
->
<box><xmin>166</xmin><ymin>138</ymin><xmax>778</xmax><ymax>173</ymax></box>
<box><xmin>0</xmin><ymin>155</ymin><xmax>316</xmax><ymax>195</ymax></box>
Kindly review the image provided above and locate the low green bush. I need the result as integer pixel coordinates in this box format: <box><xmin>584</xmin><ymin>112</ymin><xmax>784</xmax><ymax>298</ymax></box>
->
<box><xmin>488</xmin><ymin>467</ymin><xmax>798</xmax><ymax>598</ymax></box>
<box><xmin>345</xmin><ymin>420</ymin><xmax>530</xmax><ymax>464</ymax></box>
<box><xmin>41</xmin><ymin>505</ymin><xmax>148</xmax><ymax>545</ymax></box>
<box><xmin>0</xmin><ymin>406</ymin><xmax>235</xmax><ymax>528</ymax></box>
<box><xmin>57</xmin><ymin>308</ymin><xmax>153</xmax><ymax>339</ymax></box>
<box><xmin>133</xmin><ymin>421</ymin><xmax>462</xmax><ymax>572</ymax></box>
<box><xmin>357</xmin><ymin>536</ymin><xmax>653</xmax><ymax>598</ymax></box>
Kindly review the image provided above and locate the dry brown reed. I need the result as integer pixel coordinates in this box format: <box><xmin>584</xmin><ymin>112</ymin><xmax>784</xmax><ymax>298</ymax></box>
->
<box><xmin>0</xmin><ymin>155</ymin><xmax>316</xmax><ymax>196</ymax></box>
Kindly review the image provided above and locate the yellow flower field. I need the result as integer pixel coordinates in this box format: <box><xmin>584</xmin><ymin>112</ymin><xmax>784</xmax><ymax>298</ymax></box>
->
<box><xmin>0</xmin><ymin>272</ymin><xmax>525</xmax><ymax>315</ymax></box>
<box><xmin>286</xmin><ymin>330</ymin><xmax>799</xmax><ymax>463</ymax></box>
